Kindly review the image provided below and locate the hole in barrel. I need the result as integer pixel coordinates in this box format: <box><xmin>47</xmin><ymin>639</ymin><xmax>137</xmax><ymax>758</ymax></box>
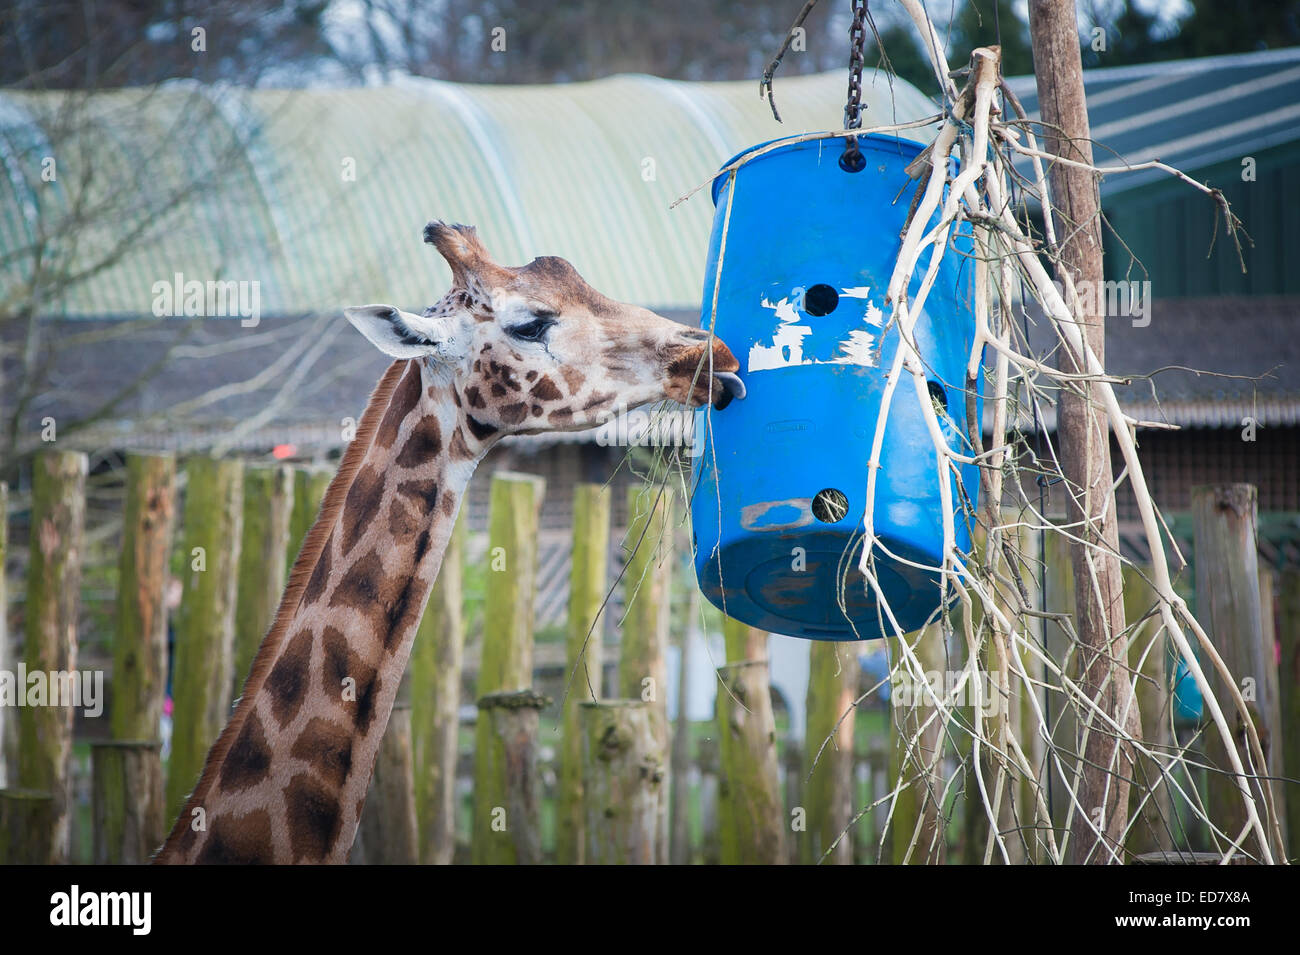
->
<box><xmin>927</xmin><ymin>380</ymin><xmax>948</xmax><ymax>412</ymax></box>
<box><xmin>812</xmin><ymin>488</ymin><xmax>850</xmax><ymax>524</ymax></box>
<box><xmin>804</xmin><ymin>284</ymin><xmax>839</xmax><ymax>317</ymax></box>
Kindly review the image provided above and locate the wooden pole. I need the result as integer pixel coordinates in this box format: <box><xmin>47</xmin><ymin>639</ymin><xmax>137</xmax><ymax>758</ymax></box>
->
<box><xmin>669</xmin><ymin>572</ymin><xmax>698</xmax><ymax>866</ymax></box>
<box><xmin>697</xmin><ymin>735</ymin><xmax>720</xmax><ymax>865</ymax></box>
<box><xmin>0</xmin><ymin>481</ymin><xmax>8</xmax><ymax>789</ymax></box>
<box><xmin>1041</xmin><ymin>522</ymin><xmax>1076</xmax><ymax>841</ymax></box>
<box><xmin>1028</xmin><ymin>0</ymin><xmax>1134</xmax><ymax>864</ymax></box>
<box><xmin>112</xmin><ymin>453</ymin><xmax>175</xmax><ymax>742</ymax></box>
<box><xmin>1123</xmin><ymin>563</ymin><xmax>1175</xmax><ymax>857</ymax></box>
<box><xmin>802</xmin><ymin>641</ymin><xmax>857</xmax><ymax>864</ymax></box>
<box><xmin>0</xmin><ymin>789</ymin><xmax>58</xmax><ymax>864</ymax></box>
<box><xmin>716</xmin><ymin>617</ymin><xmax>785</xmax><ymax>864</ymax></box>
<box><xmin>358</xmin><ymin>703</ymin><xmax>420</xmax><ymax>864</ymax></box>
<box><xmin>17</xmin><ymin>450</ymin><xmax>87</xmax><ymax>863</ymax></box>
<box><xmin>286</xmin><ymin>465</ymin><xmax>331</xmax><ymax>577</ymax></box>
<box><xmin>1192</xmin><ymin>484</ymin><xmax>1282</xmax><ymax>860</ymax></box>
<box><xmin>411</xmin><ymin>510</ymin><xmax>466</xmax><ymax>865</ymax></box>
<box><xmin>888</xmin><ymin>623</ymin><xmax>948</xmax><ymax>864</ymax></box>
<box><xmin>1279</xmin><ymin>566</ymin><xmax>1300</xmax><ymax>860</ymax></box>
<box><xmin>473</xmin><ymin>689</ymin><xmax>548</xmax><ymax>865</ymax></box>
<box><xmin>557</xmin><ymin>483</ymin><xmax>609</xmax><ymax>865</ymax></box>
<box><xmin>166</xmin><ymin>456</ymin><xmax>243</xmax><ymax>819</ymax></box>
<box><xmin>620</xmin><ymin>484</ymin><xmax>673</xmax><ymax>864</ymax></box>
<box><xmin>473</xmin><ymin>472</ymin><xmax>544</xmax><ymax>864</ymax></box>
<box><xmin>233</xmin><ymin>463</ymin><xmax>292</xmax><ymax>698</ymax></box>
<box><xmin>1014</xmin><ymin>528</ymin><xmax>1047</xmax><ymax>863</ymax></box>
<box><xmin>1257</xmin><ymin>563</ymin><xmax>1287</xmax><ymax>846</ymax></box>
<box><xmin>477</xmin><ymin>472</ymin><xmax>544</xmax><ymax>694</ymax></box>
<box><xmin>581</xmin><ymin>700</ymin><xmax>666</xmax><ymax>865</ymax></box>
<box><xmin>91</xmin><ymin>740</ymin><xmax>164</xmax><ymax>864</ymax></box>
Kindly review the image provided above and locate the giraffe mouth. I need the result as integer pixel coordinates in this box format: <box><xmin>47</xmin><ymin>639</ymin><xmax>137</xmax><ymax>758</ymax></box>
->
<box><xmin>712</xmin><ymin>372</ymin><xmax>746</xmax><ymax>410</ymax></box>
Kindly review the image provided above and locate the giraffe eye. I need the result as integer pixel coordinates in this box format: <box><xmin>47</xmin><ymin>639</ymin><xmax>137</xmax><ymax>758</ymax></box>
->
<box><xmin>508</xmin><ymin>314</ymin><xmax>556</xmax><ymax>343</ymax></box>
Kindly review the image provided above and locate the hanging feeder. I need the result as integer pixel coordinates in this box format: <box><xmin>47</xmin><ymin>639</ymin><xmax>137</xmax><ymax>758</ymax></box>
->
<box><xmin>691</xmin><ymin>132</ymin><xmax>981</xmax><ymax>640</ymax></box>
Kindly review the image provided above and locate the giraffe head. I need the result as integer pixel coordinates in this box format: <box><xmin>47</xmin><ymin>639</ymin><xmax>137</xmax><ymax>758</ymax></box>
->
<box><xmin>345</xmin><ymin>222</ymin><xmax>744</xmax><ymax>440</ymax></box>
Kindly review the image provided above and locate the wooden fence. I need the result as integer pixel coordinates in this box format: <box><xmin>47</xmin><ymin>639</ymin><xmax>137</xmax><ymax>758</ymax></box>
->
<box><xmin>0</xmin><ymin>450</ymin><xmax>1296</xmax><ymax>863</ymax></box>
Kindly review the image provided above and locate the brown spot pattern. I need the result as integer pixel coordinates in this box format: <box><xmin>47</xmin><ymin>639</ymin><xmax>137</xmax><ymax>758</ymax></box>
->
<box><xmin>449</xmin><ymin>427</ymin><xmax>472</xmax><ymax>460</ymax></box>
<box><xmin>387</xmin><ymin>497</ymin><xmax>419</xmax><ymax>539</ymax></box>
<box><xmin>321</xmin><ymin>626</ymin><xmax>381</xmax><ymax>734</ymax></box>
<box><xmin>266</xmin><ymin>627</ymin><xmax>313</xmax><ymax>728</ymax></box>
<box><xmin>374</xmin><ymin>363</ymin><xmax>421</xmax><ymax>450</ymax></box>
<box><xmin>326</xmin><ymin>549</ymin><xmax>427</xmax><ymax>649</ymax></box>
<box><xmin>285</xmin><ymin>773</ymin><xmax>343</xmax><ymax>862</ymax></box>
<box><xmin>395</xmin><ymin>415</ymin><xmax>442</xmax><ymax>467</ymax></box>
<box><xmin>290</xmin><ymin>717</ymin><xmax>354</xmax><ymax>789</ymax></box>
<box><xmin>341</xmin><ymin>465</ymin><xmax>385</xmax><ymax>555</ymax></box>
<box><xmin>397</xmin><ymin>477</ymin><xmax>439</xmax><ymax>512</ymax></box>
<box><xmin>560</xmin><ymin>365</ymin><xmax>585</xmax><ymax>393</ymax></box>
<box><xmin>530</xmin><ymin>375</ymin><xmax>562</xmax><ymax>401</ymax></box>
<box><xmin>219</xmin><ymin>711</ymin><xmax>273</xmax><ymax>792</ymax></box>
<box><xmin>302</xmin><ymin>531</ymin><xmax>334</xmax><ymax>606</ymax></box>
<box><xmin>196</xmin><ymin>810</ymin><xmax>274</xmax><ymax>865</ymax></box>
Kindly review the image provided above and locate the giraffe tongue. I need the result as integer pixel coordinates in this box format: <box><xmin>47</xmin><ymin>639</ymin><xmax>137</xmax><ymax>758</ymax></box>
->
<box><xmin>712</xmin><ymin>372</ymin><xmax>746</xmax><ymax>410</ymax></box>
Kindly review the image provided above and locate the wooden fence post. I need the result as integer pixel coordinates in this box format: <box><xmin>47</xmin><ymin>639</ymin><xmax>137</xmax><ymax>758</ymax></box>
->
<box><xmin>669</xmin><ymin>577</ymin><xmax>698</xmax><ymax>866</ymax></box>
<box><xmin>620</xmin><ymin>485</ymin><xmax>673</xmax><ymax>864</ymax></box>
<box><xmin>113</xmin><ymin>453</ymin><xmax>176</xmax><ymax>742</ymax></box>
<box><xmin>473</xmin><ymin>472</ymin><xmax>544</xmax><ymax>863</ymax></box>
<box><xmin>1123</xmin><ymin>562</ymin><xmax>1175</xmax><ymax>858</ymax></box>
<box><xmin>474</xmin><ymin>689</ymin><xmax>548</xmax><ymax>865</ymax></box>
<box><xmin>697</xmin><ymin>735</ymin><xmax>720</xmax><ymax>865</ymax></box>
<box><xmin>17</xmin><ymin>450</ymin><xmax>87</xmax><ymax>863</ymax></box>
<box><xmin>558</xmin><ymin>483</ymin><xmax>609</xmax><ymax>865</ymax></box>
<box><xmin>1042</xmin><ymin>522</ymin><xmax>1076</xmax><ymax>840</ymax></box>
<box><xmin>1192</xmin><ymin>484</ymin><xmax>1283</xmax><ymax>860</ymax></box>
<box><xmin>358</xmin><ymin>703</ymin><xmax>420</xmax><ymax>864</ymax></box>
<box><xmin>166</xmin><ymin>456</ymin><xmax>243</xmax><ymax>819</ymax></box>
<box><xmin>234</xmin><ymin>463</ymin><xmax>292</xmax><ymax>697</ymax></box>
<box><xmin>91</xmin><ymin>741</ymin><xmax>164</xmax><ymax>864</ymax></box>
<box><xmin>1279</xmin><ymin>565</ymin><xmax>1300</xmax><ymax>860</ymax></box>
<box><xmin>716</xmin><ymin>617</ymin><xmax>785</xmax><ymax>864</ymax></box>
<box><xmin>411</xmin><ymin>510</ymin><xmax>465</xmax><ymax>865</ymax></box>
<box><xmin>286</xmin><ymin>465</ymin><xmax>331</xmax><ymax>576</ymax></box>
<box><xmin>0</xmin><ymin>789</ymin><xmax>58</xmax><ymax>864</ymax></box>
<box><xmin>581</xmin><ymin>700</ymin><xmax>666</xmax><ymax>865</ymax></box>
<box><xmin>1015</xmin><ymin>526</ymin><xmax>1047</xmax><ymax>862</ymax></box>
<box><xmin>889</xmin><ymin>623</ymin><xmax>947</xmax><ymax>864</ymax></box>
<box><xmin>0</xmin><ymin>481</ymin><xmax>8</xmax><ymax>789</ymax></box>
<box><xmin>782</xmin><ymin>741</ymin><xmax>803</xmax><ymax>864</ymax></box>
<box><xmin>1257</xmin><ymin>563</ymin><xmax>1287</xmax><ymax>847</ymax></box>
<box><xmin>802</xmin><ymin>641</ymin><xmax>857</xmax><ymax>864</ymax></box>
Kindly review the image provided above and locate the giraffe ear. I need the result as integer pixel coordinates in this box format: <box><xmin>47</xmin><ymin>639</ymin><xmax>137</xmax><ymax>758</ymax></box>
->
<box><xmin>345</xmin><ymin>305</ymin><xmax>462</xmax><ymax>361</ymax></box>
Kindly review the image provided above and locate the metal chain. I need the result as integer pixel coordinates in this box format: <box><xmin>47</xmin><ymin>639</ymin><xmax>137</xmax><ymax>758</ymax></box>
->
<box><xmin>841</xmin><ymin>0</ymin><xmax>869</xmax><ymax>169</ymax></box>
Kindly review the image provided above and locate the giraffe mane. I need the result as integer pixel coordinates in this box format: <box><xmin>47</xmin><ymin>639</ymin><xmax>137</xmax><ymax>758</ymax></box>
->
<box><xmin>155</xmin><ymin>358</ymin><xmax>411</xmax><ymax>861</ymax></box>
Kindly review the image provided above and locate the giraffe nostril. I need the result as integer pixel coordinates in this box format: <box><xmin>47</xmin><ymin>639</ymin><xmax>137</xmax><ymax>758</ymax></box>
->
<box><xmin>681</xmin><ymin>327</ymin><xmax>710</xmax><ymax>342</ymax></box>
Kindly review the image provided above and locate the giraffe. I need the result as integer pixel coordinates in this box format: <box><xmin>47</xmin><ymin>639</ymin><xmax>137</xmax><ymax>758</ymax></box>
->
<box><xmin>154</xmin><ymin>221</ymin><xmax>744</xmax><ymax>863</ymax></box>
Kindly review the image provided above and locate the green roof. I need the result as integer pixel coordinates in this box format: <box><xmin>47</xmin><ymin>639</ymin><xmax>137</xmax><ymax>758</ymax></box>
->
<box><xmin>0</xmin><ymin>71</ymin><xmax>937</xmax><ymax>318</ymax></box>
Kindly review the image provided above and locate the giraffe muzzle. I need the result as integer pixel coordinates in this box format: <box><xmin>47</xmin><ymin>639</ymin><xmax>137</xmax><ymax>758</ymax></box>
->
<box><xmin>712</xmin><ymin>371</ymin><xmax>746</xmax><ymax>410</ymax></box>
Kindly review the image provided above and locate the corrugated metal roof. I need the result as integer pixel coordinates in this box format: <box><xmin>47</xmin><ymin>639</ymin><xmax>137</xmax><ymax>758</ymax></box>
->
<box><xmin>1005</xmin><ymin>46</ymin><xmax>1300</xmax><ymax>197</ymax></box>
<box><xmin>0</xmin><ymin>70</ymin><xmax>937</xmax><ymax>318</ymax></box>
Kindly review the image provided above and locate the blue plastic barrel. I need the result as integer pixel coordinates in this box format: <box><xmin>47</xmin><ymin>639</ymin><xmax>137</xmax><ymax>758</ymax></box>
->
<box><xmin>691</xmin><ymin>132</ymin><xmax>980</xmax><ymax>640</ymax></box>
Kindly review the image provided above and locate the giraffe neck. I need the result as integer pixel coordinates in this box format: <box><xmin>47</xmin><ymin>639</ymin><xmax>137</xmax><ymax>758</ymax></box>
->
<box><xmin>157</xmin><ymin>359</ymin><xmax>493</xmax><ymax>863</ymax></box>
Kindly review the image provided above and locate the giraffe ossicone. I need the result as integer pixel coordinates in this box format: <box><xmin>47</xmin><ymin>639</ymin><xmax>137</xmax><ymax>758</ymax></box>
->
<box><xmin>154</xmin><ymin>221</ymin><xmax>742</xmax><ymax>864</ymax></box>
